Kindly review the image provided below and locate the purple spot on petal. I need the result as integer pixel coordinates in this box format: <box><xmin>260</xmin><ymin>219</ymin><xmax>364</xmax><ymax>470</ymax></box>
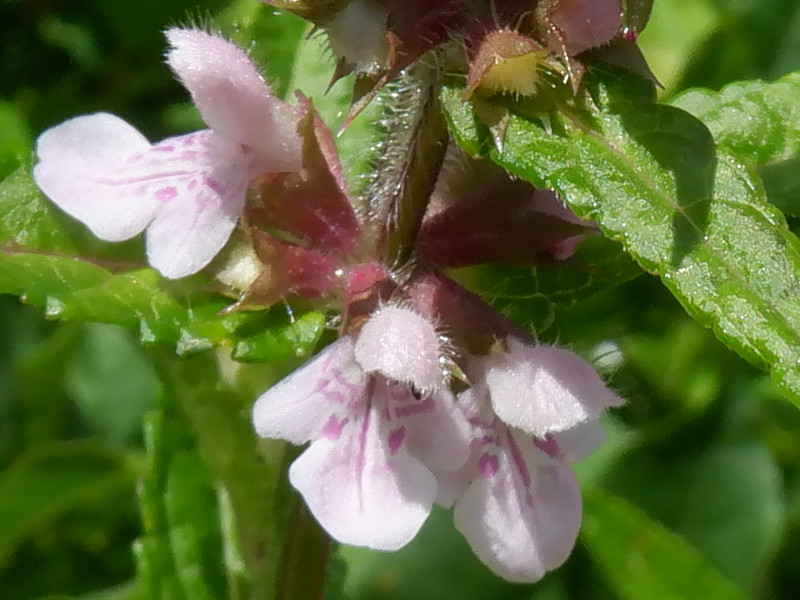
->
<box><xmin>388</xmin><ymin>427</ymin><xmax>406</xmax><ymax>454</ymax></box>
<box><xmin>188</xmin><ymin>180</ymin><xmax>198</xmax><ymax>190</ymax></box>
<box><xmin>478</xmin><ymin>453</ymin><xmax>500</xmax><ymax>478</ymax></box>
<box><xmin>155</xmin><ymin>186</ymin><xmax>178</xmax><ymax>202</ymax></box>
<box><xmin>203</xmin><ymin>176</ymin><xmax>225</xmax><ymax>195</ymax></box>
<box><xmin>153</xmin><ymin>145</ymin><xmax>175</xmax><ymax>153</ymax></box>
<box><xmin>322</xmin><ymin>414</ymin><xmax>349</xmax><ymax>440</ymax></box>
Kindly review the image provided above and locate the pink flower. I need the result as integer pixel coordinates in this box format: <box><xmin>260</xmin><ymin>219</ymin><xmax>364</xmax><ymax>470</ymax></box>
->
<box><xmin>33</xmin><ymin>28</ymin><xmax>302</xmax><ymax>278</ymax></box>
<box><xmin>444</xmin><ymin>340</ymin><xmax>622</xmax><ymax>582</ymax></box>
<box><xmin>482</xmin><ymin>338</ymin><xmax>623</xmax><ymax>438</ymax></box>
<box><xmin>252</xmin><ymin>305</ymin><xmax>470</xmax><ymax>550</ymax></box>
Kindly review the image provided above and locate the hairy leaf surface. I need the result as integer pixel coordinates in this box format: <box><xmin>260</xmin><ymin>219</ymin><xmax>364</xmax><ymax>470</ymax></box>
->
<box><xmin>442</xmin><ymin>67</ymin><xmax>800</xmax><ymax>403</ymax></box>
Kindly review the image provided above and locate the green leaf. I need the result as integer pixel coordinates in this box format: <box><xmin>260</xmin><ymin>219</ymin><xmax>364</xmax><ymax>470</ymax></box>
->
<box><xmin>147</xmin><ymin>352</ymin><xmax>298</xmax><ymax>600</ymax></box>
<box><xmin>46</xmin><ymin>268</ymin><xmax>186</xmax><ymax>342</ymax></box>
<box><xmin>458</xmin><ymin>235</ymin><xmax>642</xmax><ymax>332</ymax></box>
<box><xmin>600</xmin><ymin>433</ymin><xmax>785</xmax><ymax>590</ymax></box>
<box><xmin>0</xmin><ymin>441</ymin><xmax>137</xmax><ymax>562</ymax></box>
<box><xmin>135</xmin><ymin>410</ymin><xmax>225</xmax><ymax>600</ymax></box>
<box><xmin>0</xmin><ymin>163</ymin><xmax>77</xmax><ymax>252</ymax></box>
<box><xmin>672</xmin><ymin>72</ymin><xmax>800</xmax><ymax>165</ymax></box>
<box><xmin>77</xmin><ymin>581</ymin><xmax>141</xmax><ymax>600</ymax></box>
<box><xmin>442</xmin><ymin>67</ymin><xmax>800</xmax><ymax>405</ymax></box>
<box><xmin>0</xmin><ymin>100</ymin><xmax>31</xmax><ymax>180</ymax></box>
<box><xmin>759</xmin><ymin>156</ymin><xmax>800</xmax><ymax>216</ymax></box>
<box><xmin>231</xmin><ymin>310</ymin><xmax>326</xmax><ymax>362</ymax></box>
<box><xmin>582</xmin><ymin>489</ymin><xmax>746</xmax><ymax>600</ymax></box>
<box><xmin>0</xmin><ymin>252</ymin><xmax>111</xmax><ymax>305</ymax></box>
<box><xmin>1</xmin><ymin>165</ymin><xmax>325</xmax><ymax>359</ymax></box>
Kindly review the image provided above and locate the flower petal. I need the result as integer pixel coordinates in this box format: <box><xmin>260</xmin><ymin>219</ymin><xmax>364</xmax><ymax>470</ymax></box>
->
<box><xmin>33</xmin><ymin>113</ymin><xmax>158</xmax><ymax>241</ymax></box>
<box><xmin>289</xmin><ymin>401</ymin><xmax>437</xmax><ymax>551</ymax></box>
<box><xmin>551</xmin><ymin>419</ymin><xmax>607</xmax><ymax>462</ymax></box>
<box><xmin>165</xmin><ymin>28</ymin><xmax>302</xmax><ymax>172</ymax></box>
<box><xmin>142</xmin><ymin>130</ymin><xmax>256</xmax><ymax>278</ymax></box>
<box><xmin>454</xmin><ymin>429</ymin><xmax>582</xmax><ymax>582</ymax></box>
<box><xmin>354</xmin><ymin>305</ymin><xmax>444</xmax><ymax>392</ymax></box>
<box><xmin>252</xmin><ymin>338</ymin><xmax>365</xmax><ymax>444</ymax></box>
<box><xmin>485</xmin><ymin>339</ymin><xmax>623</xmax><ymax>437</ymax></box>
<box><xmin>400</xmin><ymin>388</ymin><xmax>471</xmax><ymax>475</ymax></box>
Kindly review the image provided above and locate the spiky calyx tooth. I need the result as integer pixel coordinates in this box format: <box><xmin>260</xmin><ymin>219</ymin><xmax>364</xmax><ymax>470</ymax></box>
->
<box><xmin>465</xmin><ymin>29</ymin><xmax>548</xmax><ymax>99</ymax></box>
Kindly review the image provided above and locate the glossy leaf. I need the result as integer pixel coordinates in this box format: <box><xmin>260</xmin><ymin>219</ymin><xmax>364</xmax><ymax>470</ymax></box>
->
<box><xmin>442</xmin><ymin>67</ymin><xmax>800</xmax><ymax>404</ymax></box>
<box><xmin>0</xmin><ymin>163</ymin><xmax>77</xmax><ymax>252</ymax></box>
<box><xmin>672</xmin><ymin>71</ymin><xmax>800</xmax><ymax>165</ymax></box>
<box><xmin>582</xmin><ymin>488</ymin><xmax>747</xmax><ymax>600</ymax></box>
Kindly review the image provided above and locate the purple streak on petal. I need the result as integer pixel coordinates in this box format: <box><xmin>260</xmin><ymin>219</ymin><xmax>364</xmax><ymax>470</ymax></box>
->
<box><xmin>97</xmin><ymin>170</ymin><xmax>195</xmax><ymax>186</ymax></box>
<box><xmin>533</xmin><ymin>435</ymin><xmax>560</xmax><ymax>458</ymax></box>
<box><xmin>453</xmin><ymin>426</ymin><xmax>582</xmax><ymax>582</ymax></box>
<box><xmin>388</xmin><ymin>427</ymin><xmax>406</xmax><ymax>454</ymax></box>
<box><xmin>253</xmin><ymin>338</ymin><xmax>364</xmax><ymax>444</ymax></box>
<box><xmin>477</xmin><ymin>434</ymin><xmax>499</xmax><ymax>446</ymax></box>
<box><xmin>396</xmin><ymin>388</ymin><xmax>472</xmax><ymax>476</ymax></box>
<box><xmin>288</xmin><ymin>419</ymin><xmax>437</xmax><ymax>551</ymax></box>
<box><xmin>143</xmin><ymin>130</ymin><xmax>255</xmax><ymax>278</ymax></box>
<box><xmin>505</xmin><ymin>429</ymin><xmax>534</xmax><ymax>507</ymax></box>
<box><xmin>478</xmin><ymin>453</ymin><xmax>500</xmax><ymax>478</ymax></box>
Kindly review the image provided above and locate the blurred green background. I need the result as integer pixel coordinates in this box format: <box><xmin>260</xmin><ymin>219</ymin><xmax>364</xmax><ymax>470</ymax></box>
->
<box><xmin>2</xmin><ymin>0</ymin><xmax>800</xmax><ymax>598</ymax></box>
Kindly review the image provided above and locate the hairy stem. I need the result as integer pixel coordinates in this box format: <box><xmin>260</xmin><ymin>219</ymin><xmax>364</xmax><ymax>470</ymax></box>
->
<box><xmin>362</xmin><ymin>59</ymin><xmax>449</xmax><ymax>266</ymax></box>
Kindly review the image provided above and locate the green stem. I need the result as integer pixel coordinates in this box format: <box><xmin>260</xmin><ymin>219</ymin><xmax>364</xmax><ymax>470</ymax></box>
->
<box><xmin>276</xmin><ymin>497</ymin><xmax>333</xmax><ymax>600</ymax></box>
<box><xmin>156</xmin><ymin>351</ymin><xmax>292</xmax><ymax>600</ymax></box>
<box><xmin>363</xmin><ymin>60</ymin><xmax>450</xmax><ymax>265</ymax></box>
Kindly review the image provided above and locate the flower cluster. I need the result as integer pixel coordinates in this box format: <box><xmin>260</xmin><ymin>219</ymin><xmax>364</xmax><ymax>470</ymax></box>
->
<box><xmin>31</xmin><ymin>1</ymin><xmax>638</xmax><ymax>581</ymax></box>
<box><xmin>254</xmin><ymin>277</ymin><xmax>622</xmax><ymax>581</ymax></box>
